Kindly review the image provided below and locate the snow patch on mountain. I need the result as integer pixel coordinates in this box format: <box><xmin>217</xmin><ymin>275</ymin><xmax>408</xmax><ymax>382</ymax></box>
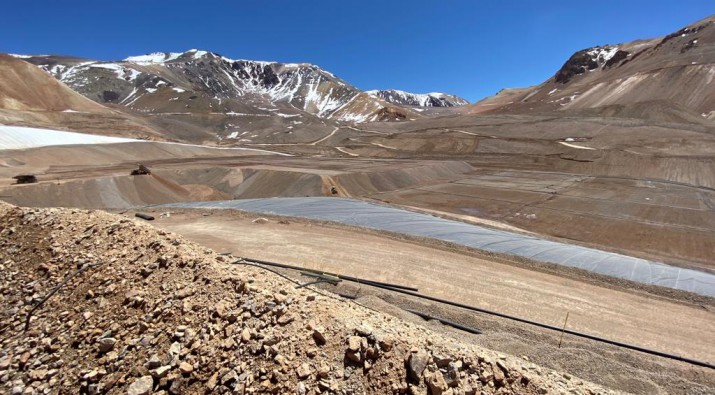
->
<box><xmin>45</xmin><ymin>61</ymin><xmax>97</xmax><ymax>86</ymax></box>
<box><xmin>587</xmin><ymin>46</ymin><xmax>620</xmax><ymax>67</ymax></box>
<box><xmin>124</xmin><ymin>49</ymin><xmax>214</xmax><ymax>64</ymax></box>
<box><xmin>89</xmin><ymin>63</ymin><xmax>123</xmax><ymax>72</ymax></box>
<box><xmin>124</xmin><ymin>52</ymin><xmax>183</xmax><ymax>64</ymax></box>
<box><xmin>87</xmin><ymin>63</ymin><xmax>139</xmax><ymax>81</ymax></box>
<box><xmin>187</xmin><ymin>49</ymin><xmax>209</xmax><ymax>59</ymax></box>
<box><xmin>8</xmin><ymin>54</ymin><xmax>38</xmax><ymax>59</ymax></box>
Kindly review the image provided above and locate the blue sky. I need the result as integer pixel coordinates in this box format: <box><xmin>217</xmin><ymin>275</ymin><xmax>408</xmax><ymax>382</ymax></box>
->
<box><xmin>3</xmin><ymin>1</ymin><xmax>714</xmax><ymax>102</ymax></box>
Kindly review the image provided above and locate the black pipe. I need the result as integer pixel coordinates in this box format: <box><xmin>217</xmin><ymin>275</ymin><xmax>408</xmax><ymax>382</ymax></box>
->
<box><xmin>134</xmin><ymin>213</ymin><xmax>154</xmax><ymax>221</ymax></box>
<box><xmin>406</xmin><ymin>308</ymin><xmax>482</xmax><ymax>335</ymax></box>
<box><xmin>300</xmin><ymin>272</ymin><xmax>341</xmax><ymax>285</ymax></box>
<box><xmin>296</xmin><ymin>279</ymin><xmax>335</xmax><ymax>289</ymax></box>
<box><xmin>237</xmin><ymin>257</ymin><xmax>715</xmax><ymax>370</ymax></box>
<box><xmin>237</xmin><ymin>257</ymin><xmax>419</xmax><ymax>292</ymax></box>
<box><xmin>367</xmin><ymin>282</ymin><xmax>715</xmax><ymax>370</ymax></box>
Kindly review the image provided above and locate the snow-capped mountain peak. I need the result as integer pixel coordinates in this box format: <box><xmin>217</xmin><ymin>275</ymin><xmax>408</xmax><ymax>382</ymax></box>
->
<box><xmin>554</xmin><ymin>45</ymin><xmax>629</xmax><ymax>83</ymax></box>
<box><xmin>17</xmin><ymin>50</ymin><xmax>467</xmax><ymax>123</ymax></box>
<box><xmin>123</xmin><ymin>52</ymin><xmax>184</xmax><ymax>64</ymax></box>
<box><xmin>367</xmin><ymin>89</ymin><xmax>468</xmax><ymax>107</ymax></box>
<box><xmin>123</xmin><ymin>49</ymin><xmax>218</xmax><ymax>64</ymax></box>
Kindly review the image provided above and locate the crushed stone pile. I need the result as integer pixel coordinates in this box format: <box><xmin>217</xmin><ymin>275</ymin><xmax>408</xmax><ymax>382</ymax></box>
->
<box><xmin>0</xmin><ymin>202</ymin><xmax>614</xmax><ymax>394</ymax></box>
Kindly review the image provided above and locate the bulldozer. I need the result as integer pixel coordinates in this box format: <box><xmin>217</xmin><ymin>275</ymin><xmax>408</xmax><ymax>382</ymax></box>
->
<box><xmin>130</xmin><ymin>164</ymin><xmax>151</xmax><ymax>176</ymax></box>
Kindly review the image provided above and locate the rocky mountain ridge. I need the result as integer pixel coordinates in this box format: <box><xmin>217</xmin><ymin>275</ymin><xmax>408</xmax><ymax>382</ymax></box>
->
<box><xmin>367</xmin><ymin>89</ymin><xmax>469</xmax><ymax>107</ymax></box>
<box><xmin>14</xmin><ymin>49</ymin><xmax>468</xmax><ymax>124</ymax></box>
<box><xmin>469</xmin><ymin>15</ymin><xmax>715</xmax><ymax>122</ymax></box>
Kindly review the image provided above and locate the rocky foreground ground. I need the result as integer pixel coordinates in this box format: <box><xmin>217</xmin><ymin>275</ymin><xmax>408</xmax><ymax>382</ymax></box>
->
<box><xmin>0</xmin><ymin>202</ymin><xmax>614</xmax><ymax>394</ymax></box>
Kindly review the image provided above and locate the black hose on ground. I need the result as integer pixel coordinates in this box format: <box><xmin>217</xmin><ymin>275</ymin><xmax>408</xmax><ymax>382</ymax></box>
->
<box><xmin>335</xmin><ymin>294</ymin><xmax>482</xmax><ymax>335</ymax></box>
<box><xmin>367</xmin><ymin>281</ymin><xmax>715</xmax><ymax>370</ymax></box>
<box><xmin>237</xmin><ymin>257</ymin><xmax>715</xmax><ymax>370</ymax></box>
<box><xmin>237</xmin><ymin>257</ymin><xmax>419</xmax><ymax>292</ymax></box>
<box><xmin>405</xmin><ymin>308</ymin><xmax>482</xmax><ymax>335</ymax></box>
<box><xmin>300</xmin><ymin>272</ymin><xmax>341</xmax><ymax>285</ymax></box>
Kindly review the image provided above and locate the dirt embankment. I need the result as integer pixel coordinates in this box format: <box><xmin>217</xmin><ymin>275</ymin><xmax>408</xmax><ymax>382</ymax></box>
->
<box><xmin>0</xmin><ymin>202</ymin><xmax>613</xmax><ymax>394</ymax></box>
<box><xmin>0</xmin><ymin>157</ymin><xmax>473</xmax><ymax>209</ymax></box>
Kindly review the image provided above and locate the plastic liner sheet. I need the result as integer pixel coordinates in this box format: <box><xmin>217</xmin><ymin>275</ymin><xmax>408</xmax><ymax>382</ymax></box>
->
<box><xmin>0</xmin><ymin>125</ymin><xmax>136</xmax><ymax>150</ymax></box>
<box><xmin>163</xmin><ymin>197</ymin><xmax>715</xmax><ymax>297</ymax></box>
<box><xmin>0</xmin><ymin>125</ymin><xmax>287</xmax><ymax>155</ymax></box>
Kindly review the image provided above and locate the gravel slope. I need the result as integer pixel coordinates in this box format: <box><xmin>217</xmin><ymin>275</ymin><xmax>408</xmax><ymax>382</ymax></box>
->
<box><xmin>0</xmin><ymin>202</ymin><xmax>614</xmax><ymax>394</ymax></box>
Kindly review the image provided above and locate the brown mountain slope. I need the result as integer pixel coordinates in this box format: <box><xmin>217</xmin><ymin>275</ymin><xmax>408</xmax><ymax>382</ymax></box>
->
<box><xmin>0</xmin><ymin>54</ymin><xmax>109</xmax><ymax>112</ymax></box>
<box><xmin>0</xmin><ymin>55</ymin><xmax>172</xmax><ymax>140</ymax></box>
<box><xmin>469</xmin><ymin>16</ymin><xmax>715</xmax><ymax>122</ymax></box>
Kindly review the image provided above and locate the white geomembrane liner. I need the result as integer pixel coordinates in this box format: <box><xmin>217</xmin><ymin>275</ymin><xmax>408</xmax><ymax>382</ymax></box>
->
<box><xmin>0</xmin><ymin>125</ymin><xmax>137</xmax><ymax>150</ymax></box>
<box><xmin>0</xmin><ymin>125</ymin><xmax>290</xmax><ymax>156</ymax></box>
<box><xmin>162</xmin><ymin>197</ymin><xmax>715</xmax><ymax>298</ymax></box>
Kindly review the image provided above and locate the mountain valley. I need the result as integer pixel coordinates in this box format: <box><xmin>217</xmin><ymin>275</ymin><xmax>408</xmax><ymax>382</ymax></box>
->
<box><xmin>1</xmin><ymin>13</ymin><xmax>715</xmax><ymax>395</ymax></box>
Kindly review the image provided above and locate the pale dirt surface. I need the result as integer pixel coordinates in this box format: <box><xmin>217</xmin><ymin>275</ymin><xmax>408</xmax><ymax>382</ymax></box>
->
<box><xmin>0</xmin><ymin>202</ymin><xmax>614</xmax><ymax>395</ymax></box>
<box><xmin>3</xmin><ymin>139</ymin><xmax>714</xmax><ymax>272</ymax></box>
<box><xmin>395</xmin><ymin>205</ymin><xmax>537</xmax><ymax>234</ymax></box>
<box><xmin>0</xmin><ymin>142</ymin><xmax>281</xmax><ymax>182</ymax></box>
<box><xmin>148</xmin><ymin>208</ymin><xmax>715</xmax><ymax>394</ymax></box>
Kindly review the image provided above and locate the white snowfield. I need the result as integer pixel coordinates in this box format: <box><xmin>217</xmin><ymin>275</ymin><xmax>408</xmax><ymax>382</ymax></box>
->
<box><xmin>0</xmin><ymin>125</ymin><xmax>137</xmax><ymax>150</ymax></box>
<box><xmin>123</xmin><ymin>52</ymin><xmax>183</xmax><ymax>64</ymax></box>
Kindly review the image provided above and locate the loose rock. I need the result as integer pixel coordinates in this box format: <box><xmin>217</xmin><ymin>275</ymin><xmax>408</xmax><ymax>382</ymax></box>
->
<box><xmin>127</xmin><ymin>376</ymin><xmax>153</xmax><ymax>395</ymax></box>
